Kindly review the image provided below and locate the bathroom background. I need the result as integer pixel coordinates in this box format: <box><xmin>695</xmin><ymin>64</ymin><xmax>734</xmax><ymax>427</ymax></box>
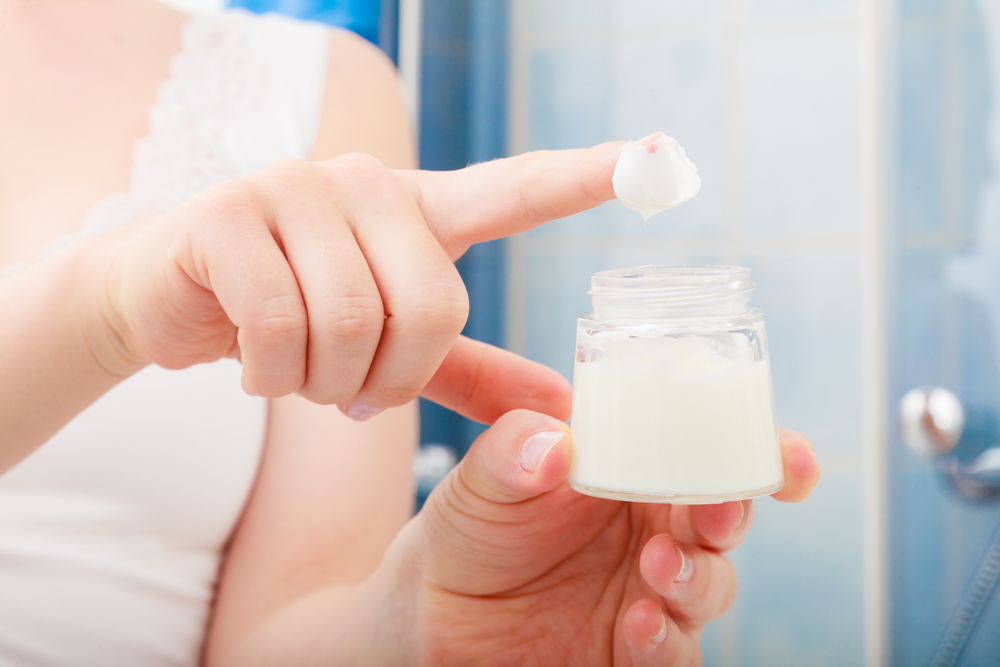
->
<box><xmin>166</xmin><ymin>0</ymin><xmax>1000</xmax><ymax>664</ymax></box>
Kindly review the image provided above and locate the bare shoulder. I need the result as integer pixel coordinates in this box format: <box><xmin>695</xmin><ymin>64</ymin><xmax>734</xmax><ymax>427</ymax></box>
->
<box><xmin>311</xmin><ymin>29</ymin><xmax>416</xmax><ymax>168</ymax></box>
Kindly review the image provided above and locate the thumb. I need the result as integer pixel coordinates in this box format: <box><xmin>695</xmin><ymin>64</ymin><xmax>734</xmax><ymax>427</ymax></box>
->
<box><xmin>457</xmin><ymin>409</ymin><xmax>572</xmax><ymax>504</ymax></box>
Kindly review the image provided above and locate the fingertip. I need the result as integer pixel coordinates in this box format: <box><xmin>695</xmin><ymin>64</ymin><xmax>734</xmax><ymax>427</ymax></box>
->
<box><xmin>778</xmin><ymin>428</ymin><xmax>815</xmax><ymax>452</ymax></box>
<box><xmin>461</xmin><ymin>410</ymin><xmax>571</xmax><ymax>503</ymax></box>
<box><xmin>529</xmin><ymin>426</ymin><xmax>572</xmax><ymax>491</ymax></box>
<box><xmin>772</xmin><ymin>434</ymin><xmax>821</xmax><ymax>503</ymax></box>
<box><xmin>639</xmin><ymin>533</ymin><xmax>681</xmax><ymax>595</ymax></box>
<box><xmin>624</xmin><ymin>599</ymin><xmax>671</xmax><ymax>657</ymax></box>
<box><xmin>635</xmin><ymin>131</ymin><xmax>665</xmax><ymax>148</ymax></box>
<box><xmin>689</xmin><ymin>501</ymin><xmax>747</xmax><ymax>546</ymax></box>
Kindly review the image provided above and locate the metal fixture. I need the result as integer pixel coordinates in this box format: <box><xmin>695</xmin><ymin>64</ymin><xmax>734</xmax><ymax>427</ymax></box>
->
<box><xmin>897</xmin><ymin>387</ymin><xmax>1000</xmax><ymax>666</ymax></box>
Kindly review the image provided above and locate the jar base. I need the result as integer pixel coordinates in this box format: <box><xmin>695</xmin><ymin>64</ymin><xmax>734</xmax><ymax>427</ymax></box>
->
<box><xmin>568</xmin><ymin>479</ymin><xmax>785</xmax><ymax>504</ymax></box>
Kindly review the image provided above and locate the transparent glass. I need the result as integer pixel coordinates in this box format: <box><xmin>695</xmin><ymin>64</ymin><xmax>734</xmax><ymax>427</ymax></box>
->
<box><xmin>569</xmin><ymin>266</ymin><xmax>785</xmax><ymax>504</ymax></box>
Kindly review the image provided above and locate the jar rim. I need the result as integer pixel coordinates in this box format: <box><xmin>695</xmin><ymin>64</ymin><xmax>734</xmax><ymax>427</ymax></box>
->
<box><xmin>589</xmin><ymin>265</ymin><xmax>753</xmax><ymax>300</ymax></box>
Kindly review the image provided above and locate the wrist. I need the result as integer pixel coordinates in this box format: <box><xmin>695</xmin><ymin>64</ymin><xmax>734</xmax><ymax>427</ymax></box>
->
<box><xmin>75</xmin><ymin>233</ymin><xmax>149</xmax><ymax>380</ymax></box>
<box><xmin>0</xmin><ymin>236</ymin><xmax>148</xmax><ymax>469</ymax></box>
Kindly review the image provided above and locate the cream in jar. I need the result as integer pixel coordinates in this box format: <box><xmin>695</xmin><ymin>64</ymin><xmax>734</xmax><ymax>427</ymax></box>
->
<box><xmin>569</xmin><ymin>266</ymin><xmax>785</xmax><ymax>503</ymax></box>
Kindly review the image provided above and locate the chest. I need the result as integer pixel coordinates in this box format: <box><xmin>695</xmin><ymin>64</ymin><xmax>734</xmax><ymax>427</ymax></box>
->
<box><xmin>0</xmin><ymin>6</ymin><xmax>183</xmax><ymax>266</ymax></box>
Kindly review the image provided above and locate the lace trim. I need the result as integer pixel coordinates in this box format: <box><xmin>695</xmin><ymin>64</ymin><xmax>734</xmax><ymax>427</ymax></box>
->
<box><xmin>79</xmin><ymin>11</ymin><xmax>272</xmax><ymax>237</ymax></box>
<box><xmin>0</xmin><ymin>10</ymin><xmax>326</xmax><ymax>279</ymax></box>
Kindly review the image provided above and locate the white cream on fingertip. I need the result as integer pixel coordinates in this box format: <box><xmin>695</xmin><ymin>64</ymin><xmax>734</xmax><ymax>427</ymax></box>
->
<box><xmin>612</xmin><ymin>132</ymin><xmax>701</xmax><ymax>221</ymax></box>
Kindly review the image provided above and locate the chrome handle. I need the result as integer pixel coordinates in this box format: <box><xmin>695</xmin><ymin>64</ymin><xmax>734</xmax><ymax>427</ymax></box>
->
<box><xmin>898</xmin><ymin>387</ymin><xmax>965</xmax><ymax>458</ymax></box>
<box><xmin>897</xmin><ymin>386</ymin><xmax>1000</xmax><ymax>501</ymax></box>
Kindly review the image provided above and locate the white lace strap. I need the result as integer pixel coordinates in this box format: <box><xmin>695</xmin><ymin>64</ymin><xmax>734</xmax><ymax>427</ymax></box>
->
<box><xmin>79</xmin><ymin>9</ymin><xmax>330</xmax><ymax>237</ymax></box>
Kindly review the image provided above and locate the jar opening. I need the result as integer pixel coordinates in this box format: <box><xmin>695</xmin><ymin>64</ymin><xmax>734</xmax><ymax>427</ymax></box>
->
<box><xmin>589</xmin><ymin>265</ymin><xmax>755</xmax><ymax>320</ymax></box>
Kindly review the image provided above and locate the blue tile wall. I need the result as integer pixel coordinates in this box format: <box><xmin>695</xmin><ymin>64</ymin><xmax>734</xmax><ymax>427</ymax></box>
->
<box><xmin>898</xmin><ymin>23</ymin><xmax>946</xmax><ymax>233</ymax></box>
<box><xmin>901</xmin><ymin>0</ymin><xmax>946</xmax><ymax>20</ymax></box>
<box><xmin>733</xmin><ymin>469</ymin><xmax>865</xmax><ymax>666</ymax></box>
<box><xmin>742</xmin><ymin>250</ymin><xmax>863</xmax><ymax>454</ymax></box>
<box><xmin>959</xmin><ymin>21</ymin><xmax>992</xmax><ymax>242</ymax></box>
<box><xmin>743</xmin><ymin>0</ymin><xmax>858</xmax><ymax>22</ymax></box>
<box><xmin>529</xmin><ymin>46</ymin><xmax>613</xmax><ymax>150</ymax></box>
<box><xmin>519</xmin><ymin>0</ymin><xmax>1000</xmax><ymax>662</ymax></box>
<box><xmin>529</xmin><ymin>0</ymin><xmax>612</xmax><ymax>32</ymax></box>
<box><xmin>518</xmin><ymin>2</ymin><xmax>868</xmax><ymax>663</ymax></box>
<box><xmin>889</xmin><ymin>0</ymin><xmax>1000</xmax><ymax>664</ymax></box>
<box><xmin>889</xmin><ymin>467</ymin><xmax>950</xmax><ymax>664</ymax></box>
<box><xmin>739</xmin><ymin>31</ymin><xmax>860</xmax><ymax>236</ymax></box>
<box><xmin>616</xmin><ymin>0</ymin><xmax>727</xmax><ymax>25</ymax></box>
<box><xmin>611</xmin><ymin>37</ymin><xmax>727</xmax><ymax>235</ymax></box>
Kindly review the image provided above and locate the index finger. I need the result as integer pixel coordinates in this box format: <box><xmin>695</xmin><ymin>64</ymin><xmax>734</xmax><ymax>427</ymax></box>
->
<box><xmin>396</xmin><ymin>141</ymin><xmax>623</xmax><ymax>259</ymax></box>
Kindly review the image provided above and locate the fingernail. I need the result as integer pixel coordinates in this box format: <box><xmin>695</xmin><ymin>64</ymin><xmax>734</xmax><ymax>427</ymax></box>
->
<box><xmin>674</xmin><ymin>544</ymin><xmax>694</xmax><ymax>584</ymax></box>
<box><xmin>651</xmin><ymin>611</ymin><xmax>668</xmax><ymax>646</ymax></box>
<box><xmin>519</xmin><ymin>430</ymin><xmax>565</xmax><ymax>474</ymax></box>
<box><xmin>338</xmin><ymin>403</ymin><xmax>383</xmax><ymax>422</ymax></box>
<box><xmin>723</xmin><ymin>502</ymin><xmax>747</xmax><ymax>542</ymax></box>
<box><xmin>636</xmin><ymin>131</ymin><xmax>664</xmax><ymax>147</ymax></box>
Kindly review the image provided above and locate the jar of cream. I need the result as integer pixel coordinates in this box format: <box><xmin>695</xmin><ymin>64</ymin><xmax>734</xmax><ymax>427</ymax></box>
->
<box><xmin>569</xmin><ymin>265</ymin><xmax>784</xmax><ymax>504</ymax></box>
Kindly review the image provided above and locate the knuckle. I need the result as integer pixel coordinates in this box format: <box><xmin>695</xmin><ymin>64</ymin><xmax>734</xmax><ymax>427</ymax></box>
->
<box><xmin>397</xmin><ymin>281</ymin><xmax>469</xmax><ymax>338</ymax></box>
<box><xmin>262</xmin><ymin>157</ymin><xmax>311</xmax><ymax>187</ymax></box>
<box><xmin>333</xmin><ymin>152</ymin><xmax>389</xmax><ymax>179</ymax></box>
<box><xmin>252</xmin><ymin>294</ymin><xmax>309</xmax><ymax>343</ymax></box>
<box><xmin>328</xmin><ymin>153</ymin><xmax>394</xmax><ymax>195</ymax></box>
<box><xmin>249</xmin><ymin>158</ymin><xmax>319</xmax><ymax>201</ymax></box>
<box><xmin>194</xmin><ymin>180</ymin><xmax>261</xmax><ymax>235</ymax></box>
<box><xmin>321</xmin><ymin>294</ymin><xmax>385</xmax><ymax>343</ymax></box>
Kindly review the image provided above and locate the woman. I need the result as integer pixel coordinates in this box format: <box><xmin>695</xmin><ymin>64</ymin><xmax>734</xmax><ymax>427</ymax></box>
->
<box><xmin>0</xmin><ymin>1</ymin><xmax>820</xmax><ymax>665</ymax></box>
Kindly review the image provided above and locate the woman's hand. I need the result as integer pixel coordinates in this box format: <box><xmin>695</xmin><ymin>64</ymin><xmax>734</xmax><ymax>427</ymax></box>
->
<box><xmin>1</xmin><ymin>141</ymin><xmax>620</xmax><ymax>473</ymax></box>
<box><xmin>96</xmin><ymin>145</ymin><xmax>622</xmax><ymax>413</ymax></box>
<box><xmin>361</xmin><ymin>415</ymin><xmax>820</xmax><ymax>667</ymax></box>
<box><xmin>207</xmin><ymin>376</ymin><xmax>819</xmax><ymax>667</ymax></box>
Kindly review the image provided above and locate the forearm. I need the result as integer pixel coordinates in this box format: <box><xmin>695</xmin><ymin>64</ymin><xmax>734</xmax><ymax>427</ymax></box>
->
<box><xmin>204</xmin><ymin>400</ymin><xmax>421</xmax><ymax>665</ymax></box>
<box><xmin>0</xmin><ymin>238</ymin><xmax>144</xmax><ymax>472</ymax></box>
<box><xmin>208</xmin><ymin>534</ymin><xmax>422</xmax><ymax>667</ymax></box>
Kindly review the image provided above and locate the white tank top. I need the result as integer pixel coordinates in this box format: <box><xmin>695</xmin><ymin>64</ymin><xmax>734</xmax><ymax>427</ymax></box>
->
<box><xmin>0</xmin><ymin>10</ymin><xmax>330</xmax><ymax>666</ymax></box>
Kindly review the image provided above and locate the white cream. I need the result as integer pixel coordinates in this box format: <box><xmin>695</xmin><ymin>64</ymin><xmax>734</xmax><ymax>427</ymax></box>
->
<box><xmin>569</xmin><ymin>333</ymin><xmax>784</xmax><ymax>502</ymax></box>
<box><xmin>612</xmin><ymin>132</ymin><xmax>701</xmax><ymax>221</ymax></box>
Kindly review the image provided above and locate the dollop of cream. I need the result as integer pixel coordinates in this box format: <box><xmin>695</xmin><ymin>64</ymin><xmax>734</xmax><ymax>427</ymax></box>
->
<box><xmin>612</xmin><ymin>132</ymin><xmax>701</xmax><ymax>221</ymax></box>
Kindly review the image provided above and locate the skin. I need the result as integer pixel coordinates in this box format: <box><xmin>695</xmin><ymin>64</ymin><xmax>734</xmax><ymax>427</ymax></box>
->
<box><xmin>211</xmin><ymin>415</ymin><xmax>820</xmax><ymax>667</ymax></box>
<box><xmin>0</xmin><ymin>2</ymin><xmax>821</xmax><ymax>665</ymax></box>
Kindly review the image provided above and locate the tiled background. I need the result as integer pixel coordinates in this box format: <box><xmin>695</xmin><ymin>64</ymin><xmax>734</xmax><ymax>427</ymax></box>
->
<box><xmin>509</xmin><ymin>1</ymin><xmax>867</xmax><ymax>664</ymax></box>
<box><xmin>890</xmin><ymin>0</ymin><xmax>1000</xmax><ymax>665</ymax></box>
<box><xmin>508</xmin><ymin>0</ymin><xmax>999</xmax><ymax>664</ymax></box>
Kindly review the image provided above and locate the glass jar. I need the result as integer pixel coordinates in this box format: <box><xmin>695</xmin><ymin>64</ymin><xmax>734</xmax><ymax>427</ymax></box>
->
<box><xmin>569</xmin><ymin>266</ymin><xmax>784</xmax><ymax>504</ymax></box>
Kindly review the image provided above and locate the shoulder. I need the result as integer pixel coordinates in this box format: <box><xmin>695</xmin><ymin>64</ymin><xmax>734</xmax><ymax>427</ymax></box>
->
<box><xmin>311</xmin><ymin>28</ymin><xmax>417</xmax><ymax>168</ymax></box>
